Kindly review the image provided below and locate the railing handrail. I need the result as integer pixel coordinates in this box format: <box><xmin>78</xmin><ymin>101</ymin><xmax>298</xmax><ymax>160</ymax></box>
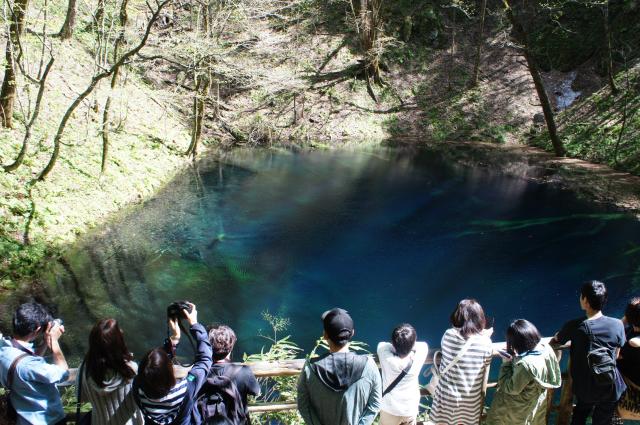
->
<box><xmin>61</xmin><ymin>336</ymin><xmax>574</xmax><ymax>423</ymax></box>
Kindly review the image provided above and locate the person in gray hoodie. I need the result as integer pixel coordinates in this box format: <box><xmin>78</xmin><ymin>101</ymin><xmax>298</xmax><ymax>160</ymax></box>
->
<box><xmin>297</xmin><ymin>308</ymin><xmax>382</xmax><ymax>425</ymax></box>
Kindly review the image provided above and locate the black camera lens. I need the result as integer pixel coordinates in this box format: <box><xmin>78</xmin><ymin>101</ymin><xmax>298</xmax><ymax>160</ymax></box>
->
<box><xmin>167</xmin><ymin>301</ymin><xmax>192</xmax><ymax>319</ymax></box>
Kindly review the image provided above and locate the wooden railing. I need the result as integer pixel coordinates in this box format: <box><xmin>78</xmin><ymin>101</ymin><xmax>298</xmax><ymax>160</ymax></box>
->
<box><xmin>62</xmin><ymin>337</ymin><xmax>574</xmax><ymax>424</ymax></box>
<box><xmin>239</xmin><ymin>338</ymin><xmax>575</xmax><ymax>424</ymax></box>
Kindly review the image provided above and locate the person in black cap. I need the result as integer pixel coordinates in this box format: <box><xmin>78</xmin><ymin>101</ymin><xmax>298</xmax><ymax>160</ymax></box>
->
<box><xmin>297</xmin><ymin>308</ymin><xmax>382</xmax><ymax>425</ymax></box>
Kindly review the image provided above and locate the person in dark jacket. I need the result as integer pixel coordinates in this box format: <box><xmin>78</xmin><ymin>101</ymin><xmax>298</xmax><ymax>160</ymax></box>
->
<box><xmin>551</xmin><ymin>281</ymin><xmax>626</xmax><ymax>425</ymax></box>
<box><xmin>297</xmin><ymin>308</ymin><xmax>382</xmax><ymax>425</ymax></box>
<box><xmin>134</xmin><ymin>302</ymin><xmax>213</xmax><ymax>425</ymax></box>
<box><xmin>619</xmin><ymin>298</ymin><xmax>640</xmax><ymax>386</ymax></box>
<box><xmin>200</xmin><ymin>324</ymin><xmax>260</xmax><ymax>423</ymax></box>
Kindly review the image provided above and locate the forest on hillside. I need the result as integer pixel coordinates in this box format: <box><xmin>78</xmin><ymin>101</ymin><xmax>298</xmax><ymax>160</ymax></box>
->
<box><xmin>0</xmin><ymin>0</ymin><xmax>639</xmax><ymax>290</ymax></box>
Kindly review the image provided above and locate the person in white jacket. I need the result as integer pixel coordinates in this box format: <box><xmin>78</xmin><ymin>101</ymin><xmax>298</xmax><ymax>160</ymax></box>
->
<box><xmin>377</xmin><ymin>324</ymin><xmax>429</xmax><ymax>425</ymax></box>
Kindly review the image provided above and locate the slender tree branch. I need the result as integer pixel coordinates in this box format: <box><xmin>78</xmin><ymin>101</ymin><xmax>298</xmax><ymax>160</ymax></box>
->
<box><xmin>36</xmin><ymin>0</ymin><xmax>172</xmax><ymax>180</ymax></box>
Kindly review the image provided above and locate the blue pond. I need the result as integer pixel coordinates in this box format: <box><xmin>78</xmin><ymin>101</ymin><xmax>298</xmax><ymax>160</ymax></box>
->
<box><xmin>49</xmin><ymin>147</ymin><xmax>640</xmax><ymax>361</ymax></box>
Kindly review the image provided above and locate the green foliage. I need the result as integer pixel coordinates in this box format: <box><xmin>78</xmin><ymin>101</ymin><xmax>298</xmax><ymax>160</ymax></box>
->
<box><xmin>382</xmin><ymin>0</ymin><xmax>444</xmax><ymax>46</ymax></box>
<box><xmin>524</xmin><ymin>0</ymin><xmax>640</xmax><ymax>72</ymax></box>
<box><xmin>244</xmin><ymin>312</ymin><xmax>304</xmax><ymax>424</ymax></box>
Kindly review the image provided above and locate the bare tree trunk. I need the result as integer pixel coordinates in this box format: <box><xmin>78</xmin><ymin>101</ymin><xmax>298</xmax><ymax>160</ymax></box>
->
<box><xmin>505</xmin><ymin>1</ymin><xmax>565</xmax><ymax>156</ymax></box>
<box><xmin>447</xmin><ymin>9</ymin><xmax>456</xmax><ymax>90</ymax></box>
<box><xmin>603</xmin><ymin>1</ymin><xmax>617</xmax><ymax>94</ymax></box>
<box><xmin>201</xmin><ymin>2</ymin><xmax>210</xmax><ymax>33</ymax></box>
<box><xmin>354</xmin><ymin>0</ymin><xmax>384</xmax><ymax>101</ymax></box>
<box><xmin>186</xmin><ymin>73</ymin><xmax>210</xmax><ymax>158</ymax></box>
<box><xmin>0</xmin><ymin>0</ymin><xmax>30</xmax><ymax>128</ymax></box>
<box><xmin>3</xmin><ymin>58</ymin><xmax>55</xmax><ymax>172</ymax></box>
<box><xmin>58</xmin><ymin>0</ymin><xmax>77</xmax><ymax>40</ymax></box>
<box><xmin>94</xmin><ymin>0</ymin><xmax>105</xmax><ymax>28</ymax></box>
<box><xmin>38</xmin><ymin>0</ymin><xmax>171</xmax><ymax>180</ymax></box>
<box><xmin>101</xmin><ymin>0</ymin><xmax>129</xmax><ymax>173</ymax></box>
<box><xmin>470</xmin><ymin>0</ymin><xmax>487</xmax><ymax>87</ymax></box>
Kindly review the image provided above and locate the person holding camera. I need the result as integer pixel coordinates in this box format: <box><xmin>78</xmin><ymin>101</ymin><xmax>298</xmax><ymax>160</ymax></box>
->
<box><xmin>485</xmin><ymin>319</ymin><xmax>561</xmax><ymax>425</ymax></box>
<box><xmin>0</xmin><ymin>302</ymin><xmax>69</xmax><ymax>425</ymax></box>
<box><xmin>133</xmin><ymin>302</ymin><xmax>213</xmax><ymax>425</ymax></box>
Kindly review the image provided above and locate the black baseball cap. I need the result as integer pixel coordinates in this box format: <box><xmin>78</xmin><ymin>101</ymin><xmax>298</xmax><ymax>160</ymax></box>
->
<box><xmin>322</xmin><ymin>308</ymin><xmax>354</xmax><ymax>344</ymax></box>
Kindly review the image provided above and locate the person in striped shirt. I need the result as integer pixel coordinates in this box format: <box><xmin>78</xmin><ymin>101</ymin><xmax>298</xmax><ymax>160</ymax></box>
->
<box><xmin>133</xmin><ymin>302</ymin><xmax>213</xmax><ymax>425</ymax></box>
<box><xmin>428</xmin><ymin>299</ymin><xmax>493</xmax><ymax>425</ymax></box>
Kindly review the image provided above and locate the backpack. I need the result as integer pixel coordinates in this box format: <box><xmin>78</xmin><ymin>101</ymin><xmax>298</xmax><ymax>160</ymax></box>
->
<box><xmin>196</xmin><ymin>374</ymin><xmax>248</xmax><ymax>425</ymax></box>
<box><xmin>585</xmin><ymin>320</ymin><xmax>617</xmax><ymax>386</ymax></box>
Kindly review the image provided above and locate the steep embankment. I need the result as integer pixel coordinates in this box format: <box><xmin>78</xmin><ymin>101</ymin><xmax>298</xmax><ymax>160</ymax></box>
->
<box><xmin>0</xmin><ymin>2</ymin><xmax>192</xmax><ymax>293</ymax></box>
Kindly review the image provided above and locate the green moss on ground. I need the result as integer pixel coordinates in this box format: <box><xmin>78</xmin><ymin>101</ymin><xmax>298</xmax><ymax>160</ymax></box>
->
<box><xmin>0</xmin><ymin>1</ymin><xmax>191</xmax><ymax>293</ymax></box>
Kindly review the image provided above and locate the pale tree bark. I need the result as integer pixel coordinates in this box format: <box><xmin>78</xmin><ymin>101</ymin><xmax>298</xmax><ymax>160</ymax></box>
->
<box><xmin>185</xmin><ymin>72</ymin><xmax>210</xmax><ymax>158</ymax></box>
<box><xmin>3</xmin><ymin>58</ymin><xmax>55</xmax><ymax>172</ymax></box>
<box><xmin>94</xmin><ymin>0</ymin><xmax>105</xmax><ymax>28</ymax></box>
<box><xmin>101</xmin><ymin>0</ymin><xmax>129</xmax><ymax>173</ymax></box>
<box><xmin>37</xmin><ymin>0</ymin><xmax>171</xmax><ymax>180</ymax></box>
<box><xmin>0</xmin><ymin>0</ymin><xmax>30</xmax><ymax>128</ymax></box>
<box><xmin>58</xmin><ymin>0</ymin><xmax>77</xmax><ymax>40</ymax></box>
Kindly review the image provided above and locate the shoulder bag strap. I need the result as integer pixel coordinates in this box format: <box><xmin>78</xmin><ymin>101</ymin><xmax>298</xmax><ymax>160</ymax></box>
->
<box><xmin>6</xmin><ymin>353</ymin><xmax>29</xmax><ymax>391</ymax></box>
<box><xmin>584</xmin><ymin>319</ymin><xmax>595</xmax><ymax>349</ymax></box>
<box><xmin>585</xmin><ymin>319</ymin><xmax>605</xmax><ymax>352</ymax></box>
<box><xmin>439</xmin><ymin>334</ymin><xmax>478</xmax><ymax>378</ymax></box>
<box><xmin>76</xmin><ymin>361</ymin><xmax>85</xmax><ymax>421</ymax></box>
<box><xmin>382</xmin><ymin>357</ymin><xmax>414</xmax><ymax>397</ymax></box>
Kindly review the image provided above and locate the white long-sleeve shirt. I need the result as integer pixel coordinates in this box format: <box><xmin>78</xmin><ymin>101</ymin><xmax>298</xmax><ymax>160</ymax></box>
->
<box><xmin>377</xmin><ymin>341</ymin><xmax>429</xmax><ymax>417</ymax></box>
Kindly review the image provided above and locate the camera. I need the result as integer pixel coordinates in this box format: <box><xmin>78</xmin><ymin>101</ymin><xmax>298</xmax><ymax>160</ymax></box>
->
<box><xmin>51</xmin><ymin>318</ymin><xmax>64</xmax><ymax>327</ymax></box>
<box><xmin>167</xmin><ymin>301</ymin><xmax>192</xmax><ymax>320</ymax></box>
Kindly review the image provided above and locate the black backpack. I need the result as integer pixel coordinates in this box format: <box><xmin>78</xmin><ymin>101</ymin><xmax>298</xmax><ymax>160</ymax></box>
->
<box><xmin>585</xmin><ymin>320</ymin><xmax>617</xmax><ymax>386</ymax></box>
<box><xmin>196</xmin><ymin>374</ymin><xmax>248</xmax><ymax>425</ymax></box>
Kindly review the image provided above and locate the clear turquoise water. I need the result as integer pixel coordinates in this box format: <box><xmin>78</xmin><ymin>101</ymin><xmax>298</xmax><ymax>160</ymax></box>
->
<box><xmin>48</xmin><ymin>148</ymin><xmax>640</xmax><ymax>361</ymax></box>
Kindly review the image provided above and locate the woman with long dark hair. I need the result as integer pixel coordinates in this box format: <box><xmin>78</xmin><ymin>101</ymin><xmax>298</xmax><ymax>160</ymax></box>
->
<box><xmin>80</xmin><ymin>318</ymin><xmax>143</xmax><ymax>425</ymax></box>
<box><xmin>429</xmin><ymin>299</ymin><xmax>494</xmax><ymax>425</ymax></box>
<box><xmin>485</xmin><ymin>319</ymin><xmax>561</xmax><ymax>425</ymax></box>
<box><xmin>133</xmin><ymin>302</ymin><xmax>212</xmax><ymax>425</ymax></box>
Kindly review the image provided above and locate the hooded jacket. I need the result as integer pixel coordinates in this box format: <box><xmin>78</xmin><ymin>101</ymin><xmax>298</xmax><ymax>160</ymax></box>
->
<box><xmin>485</xmin><ymin>342</ymin><xmax>562</xmax><ymax>425</ymax></box>
<box><xmin>80</xmin><ymin>360</ymin><xmax>144</xmax><ymax>425</ymax></box>
<box><xmin>297</xmin><ymin>351</ymin><xmax>382</xmax><ymax>425</ymax></box>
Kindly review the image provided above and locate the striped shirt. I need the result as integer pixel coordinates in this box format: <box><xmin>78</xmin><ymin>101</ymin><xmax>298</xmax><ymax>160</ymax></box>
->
<box><xmin>429</xmin><ymin>328</ymin><xmax>492</xmax><ymax>425</ymax></box>
<box><xmin>137</xmin><ymin>379</ymin><xmax>188</xmax><ymax>424</ymax></box>
<box><xmin>133</xmin><ymin>323</ymin><xmax>213</xmax><ymax>425</ymax></box>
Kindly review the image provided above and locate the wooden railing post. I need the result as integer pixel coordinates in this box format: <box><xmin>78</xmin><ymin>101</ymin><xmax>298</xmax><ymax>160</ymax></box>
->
<box><xmin>479</xmin><ymin>357</ymin><xmax>492</xmax><ymax>424</ymax></box>
<box><xmin>545</xmin><ymin>348</ymin><xmax>563</xmax><ymax>425</ymax></box>
<box><xmin>557</xmin><ymin>357</ymin><xmax>573</xmax><ymax>425</ymax></box>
